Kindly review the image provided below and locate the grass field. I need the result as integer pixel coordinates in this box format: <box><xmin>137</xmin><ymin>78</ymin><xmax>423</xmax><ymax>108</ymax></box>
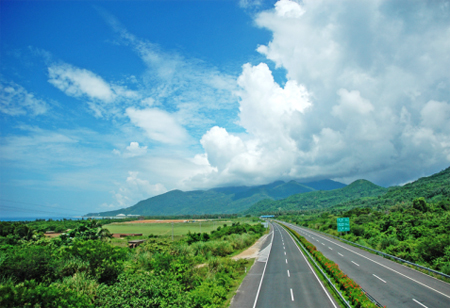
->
<box><xmin>104</xmin><ymin>218</ymin><xmax>259</xmax><ymax>238</ymax></box>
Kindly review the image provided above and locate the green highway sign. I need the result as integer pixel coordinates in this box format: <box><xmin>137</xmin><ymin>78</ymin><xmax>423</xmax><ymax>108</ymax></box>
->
<box><xmin>337</xmin><ymin>217</ymin><xmax>350</xmax><ymax>232</ymax></box>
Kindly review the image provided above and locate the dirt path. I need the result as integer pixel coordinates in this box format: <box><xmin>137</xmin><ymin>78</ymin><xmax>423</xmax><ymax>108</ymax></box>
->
<box><xmin>232</xmin><ymin>233</ymin><xmax>270</xmax><ymax>260</ymax></box>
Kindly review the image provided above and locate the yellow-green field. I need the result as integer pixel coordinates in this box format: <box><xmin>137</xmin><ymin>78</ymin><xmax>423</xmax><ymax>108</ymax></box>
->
<box><xmin>104</xmin><ymin>218</ymin><xmax>259</xmax><ymax>238</ymax></box>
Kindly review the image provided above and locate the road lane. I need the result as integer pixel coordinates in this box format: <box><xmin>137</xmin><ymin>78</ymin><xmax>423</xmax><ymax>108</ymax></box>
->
<box><xmin>255</xmin><ymin>223</ymin><xmax>337</xmax><ymax>308</ymax></box>
<box><xmin>282</xmin><ymin>222</ymin><xmax>450</xmax><ymax>308</ymax></box>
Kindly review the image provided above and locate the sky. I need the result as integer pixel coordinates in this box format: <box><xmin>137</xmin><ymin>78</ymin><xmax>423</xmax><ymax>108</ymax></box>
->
<box><xmin>1</xmin><ymin>0</ymin><xmax>450</xmax><ymax>218</ymax></box>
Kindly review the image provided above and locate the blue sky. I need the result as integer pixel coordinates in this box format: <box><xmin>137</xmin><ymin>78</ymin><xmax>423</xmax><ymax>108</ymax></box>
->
<box><xmin>1</xmin><ymin>0</ymin><xmax>450</xmax><ymax>218</ymax></box>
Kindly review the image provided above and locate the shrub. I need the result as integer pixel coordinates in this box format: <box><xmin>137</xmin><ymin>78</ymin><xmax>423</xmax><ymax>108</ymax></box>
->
<box><xmin>0</xmin><ymin>279</ymin><xmax>94</xmax><ymax>308</ymax></box>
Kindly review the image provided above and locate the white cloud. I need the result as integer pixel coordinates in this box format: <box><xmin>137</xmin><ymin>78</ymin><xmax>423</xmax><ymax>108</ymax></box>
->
<box><xmin>186</xmin><ymin>0</ymin><xmax>450</xmax><ymax>187</ymax></box>
<box><xmin>126</xmin><ymin>107</ymin><xmax>189</xmax><ymax>145</ymax></box>
<box><xmin>48</xmin><ymin>63</ymin><xmax>116</xmax><ymax>102</ymax></box>
<box><xmin>333</xmin><ymin>89</ymin><xmax>374</xmax><ymax>119</ymax></box>
<box><xmin>125</xmin><ymin>142</ymin><xmax>147</xmax><ymax>157</ymax></box>
<box><xmin>47</xmin><ymin>62</ymin><xmax>140</xmax><ymax>118</ymax></box>
<box><xmin>0</xmin><ymin>81</ymin><xmax>48</xmax><ymax>116</ymax></box>
<box><xmin>239</xmin><ymin>0</ymin><xmax>262</xmax><ymax>9</ymax></box>
<box><xmin>421</xmin><ymin>100</ymin><xmax>450</xmax><ymax>132</ymax></box>
<box><xmin>275</xmin><ymin>0</ymin><xmax>305</xmax><ymax>18</ymax></box>
<box><xmin>200</xmin><ymin>126</ymin><xmax>247</xmax><ymax>171</ymax></box>
<box><xmin>112</xmin><ymin>171</ymin><xmax>167</xmax><ymax>207</ymax></box>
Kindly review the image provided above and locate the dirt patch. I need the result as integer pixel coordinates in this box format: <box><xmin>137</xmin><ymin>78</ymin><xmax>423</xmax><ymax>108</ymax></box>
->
<box><xmin>123</xmin><ymin>219</ymin><xmax>207</xmax><ymax>224</ymax></box>
<box><xmin>232</xmin><ymin>233</ymin><xmax>269</xmax><ymax>260</ymax></box>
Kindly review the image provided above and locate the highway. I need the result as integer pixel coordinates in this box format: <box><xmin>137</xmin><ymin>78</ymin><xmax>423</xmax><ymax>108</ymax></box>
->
<box><xmin>281</xmin><ymin>221</ymin><xmax>450</xmax><ymax>308</ymax></box>
<box><xmin>253</xmin><ymin>223</ymin><xmax>338</xmax><ymax>308</ymax></box>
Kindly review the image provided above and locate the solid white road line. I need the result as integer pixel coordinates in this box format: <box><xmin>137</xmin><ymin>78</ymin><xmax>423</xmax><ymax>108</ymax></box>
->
<box><xmin>290</xmin><ymin>288</ymin><xmax>294</xmax><ymax>301</ymax></box>
<box><xmin>293</xmin><ymin>225</ymin><xmax>450</xmax><ymax>300</ymax></box>
<box><xmin>412</xmin><ymin>298</ymin><xmax>429</xmax><ymax>308</ymax></box>
<box><xmin>373</xmin><ymin>274</ymin><xmax>387</xmax><ymax>283</ymax></box>
<box><xmin>252</xmin><ymin>227</ymin><xmax>275</xmax><ymax>308</ymax></box>
<box><xmin>338</xmin><ymin>253</ymin><xmax>344</xmax><ymax>257</ymax></box>
<box><xmin>282</xmin><ymin>225</ymin><xmax>338</xmax><ymax>308</ymax></box>
<box><xmin>351</xmin><ymin>261</ymin><xmax>360</xmax><ymax>267</ymax></box>
<box><xmin>287</xmin><ymin>270</ymin><xmax>290</xmax><ymax>277</ymax></box>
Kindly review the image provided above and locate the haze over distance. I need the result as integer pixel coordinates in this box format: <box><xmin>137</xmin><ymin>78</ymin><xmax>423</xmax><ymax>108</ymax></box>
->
<box><xmin>1</xmin><ymin>0</ymin><xmax>450</xmax><ymax>219</ymax></box>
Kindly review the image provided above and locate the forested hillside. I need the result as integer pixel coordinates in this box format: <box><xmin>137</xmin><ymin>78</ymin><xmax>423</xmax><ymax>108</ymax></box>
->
<box><xmin>332</xmin><ymin>166</ymin><xmax>450</xmax><ymax>211</ymax></box>
<box><xmin>88</xmin><ymin>179</ymin><xmax>346</xmax><ymax>217</ymax></box>
<box><xmin>244</xmin><ymin>179</ymin><xmax>387</xmax><ymax>214</ymax></box>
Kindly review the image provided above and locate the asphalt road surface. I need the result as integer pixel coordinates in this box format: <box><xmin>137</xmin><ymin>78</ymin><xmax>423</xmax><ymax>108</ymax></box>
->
<box><xmin>253</xmin><ymin>223</ymin><xmax>338</xmax><ymax>308</ymax></box>
<box><xmin>281</xmin><ymin>221</ymin><xmax>450</xmax><ymax>308</ymax></box>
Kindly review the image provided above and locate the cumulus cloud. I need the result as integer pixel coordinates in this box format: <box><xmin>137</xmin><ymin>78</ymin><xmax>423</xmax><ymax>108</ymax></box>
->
<box><xmin>113</xmin><ymin>142</ymin><xmax>148</xmax><ymax>158</ymax></box>
<box><xmin>126</xmin><ymin>107</ymin><xmax>190</xmax><ymax>145</ymax></box>
<box><xmin>188</xmin><ymin>0</ymin><xmax>450</xmax><ymax>187</ymax></box>
<box><xmin>0</xmin><ymin>81</ymin><xmax>48</xmax><ymax>116</ymax></box>
<box><xmin>112</xmin><ymin>171</ymin><xmax>167</xmax><ymax>207</ymax></box>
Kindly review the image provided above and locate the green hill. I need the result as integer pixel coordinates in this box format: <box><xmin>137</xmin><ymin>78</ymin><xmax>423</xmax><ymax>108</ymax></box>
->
<box><xmin>243</xmin><ymin>179</ymin><xmax>387</xmax><ymax>214</ymax></box>
<box><xmin>87</xmin><ymin>179</ymin><xmax>346</xmax><ymax>217</ymax></box>
<box><xmin>332</xmin><ymin>166</ymin><xmax>450</xmax><ymax>211</ymax></box>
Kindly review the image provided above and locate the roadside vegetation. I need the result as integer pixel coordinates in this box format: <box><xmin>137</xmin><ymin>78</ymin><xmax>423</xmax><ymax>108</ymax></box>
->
<box><xmin>0</xmin><ymin>218</ymin><xmax>266</xmax><ymax>307</ymax></box>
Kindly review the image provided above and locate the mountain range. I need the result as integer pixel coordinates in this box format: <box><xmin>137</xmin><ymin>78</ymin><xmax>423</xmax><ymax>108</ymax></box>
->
<box><xmin>88</xmin><ymin>166</ymin><xmax>450</xmax><ymax>217</ymax></box>
<box><xmin>87</xmin><ymin>179</ymin><xmax>346</xmax><ymax>216</ymax></box>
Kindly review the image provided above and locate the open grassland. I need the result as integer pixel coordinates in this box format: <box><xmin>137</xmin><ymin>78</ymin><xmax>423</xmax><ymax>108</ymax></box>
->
<box><xmin>104</xmin><ymin>218</ymin><xmax>258</xmax><ymax>237</ymax></box>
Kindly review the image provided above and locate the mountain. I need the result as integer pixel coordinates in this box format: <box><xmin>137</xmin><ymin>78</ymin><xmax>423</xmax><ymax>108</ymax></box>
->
<box><xmin>243</xmin><ymin>179</ymin><xmax>387</xmax><ymax>214</ymax></box>
<box><xmin>332</xmin><ymin>166</ymin><xmax>450</xmax><ymax>211</ymax></box>
<box><xmin>87</xmin><ymin>179</ymin><xmax>346</xmax><ymax>217</ymax></box>
<box><xmin>297</xmin><ymin>179</ymin><xmax>347</xmax><ymax>191</ymax></box>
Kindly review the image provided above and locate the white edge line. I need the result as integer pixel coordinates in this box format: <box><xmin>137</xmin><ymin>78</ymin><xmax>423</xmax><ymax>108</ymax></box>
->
<box><xmin>282</xmin><ymin>224</ymin><xmax>338</xmax><ymax>308</ymax></box>
<box><xmin>252</xmin><ymin>224</ymin><xmax>275</xmax><ymax>308</ymax></box>
<box><xmin>412</xmin><ymin>298</ymin><xmax>429</xmax><ymax>308</ymax></box>
<box><xmin>293</xmin><ymin>225</ymin><xmax>450</xmax><ymax>300</ymax></box>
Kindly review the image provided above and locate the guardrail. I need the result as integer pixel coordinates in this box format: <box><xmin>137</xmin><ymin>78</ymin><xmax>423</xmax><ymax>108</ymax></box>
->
<box><xmin>279</xmin><ymin>220</ymin><xmax>450</xmax><ymax>280</ymax></box>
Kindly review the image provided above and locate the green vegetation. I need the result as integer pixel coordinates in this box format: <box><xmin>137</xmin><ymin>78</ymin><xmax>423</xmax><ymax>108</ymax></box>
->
<box><xmin>105</xmin><ymin>220</ymin><xmax>232</xmax><ymax>238</ymax></box>
<box><xmin>245</xmin><ymin>179</ymin><xmax>387</xmax><ymax>215</ymax></box>
<box><xmin>0</xmin><ymin>218</ymin><xmax>266</xmax><ymax>307</ymax></box>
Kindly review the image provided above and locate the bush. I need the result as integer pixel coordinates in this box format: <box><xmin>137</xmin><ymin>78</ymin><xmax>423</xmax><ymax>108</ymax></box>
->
<box><xmin>0</xmin><ymin>245</ymin><xmax>59</xmax><ymax>283</ymax></box>
<box><xmin>0</xmin><ymin>279</ymin><xmax>94</xmax><ymax>308</ymax></box>
<box><xmin>96</xmin><ymin>272</ymin><xmax>193</xmax><ymax>308</ymax></box>
<box><xmin>56</xmin><ymin>240</ymin><xmax>127</xmax><ymax>284</ymax></box>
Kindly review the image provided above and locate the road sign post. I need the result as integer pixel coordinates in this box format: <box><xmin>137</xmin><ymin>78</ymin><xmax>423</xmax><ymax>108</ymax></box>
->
<box><xmin>337</xmin><ymin>217</ymin><xmax>350</xmax><ymax>233</ymax></box>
